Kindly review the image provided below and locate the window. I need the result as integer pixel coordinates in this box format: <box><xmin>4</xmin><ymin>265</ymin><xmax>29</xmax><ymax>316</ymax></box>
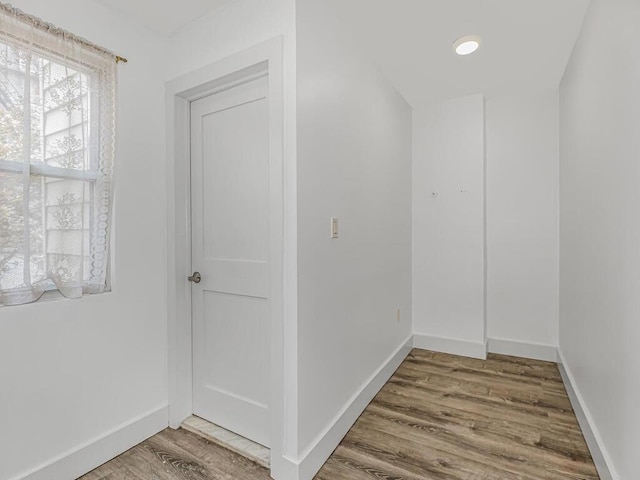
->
<box><xmin>0</xmin><ymin>5</ymin><xmax>117</xmax><ymax>305</ymax></box>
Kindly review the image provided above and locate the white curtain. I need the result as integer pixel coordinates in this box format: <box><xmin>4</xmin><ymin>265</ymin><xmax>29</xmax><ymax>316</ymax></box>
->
<box><xmin>0</xmin><ymin>4</ymin><xmax>116</xmax><ymax>305</ymax></box>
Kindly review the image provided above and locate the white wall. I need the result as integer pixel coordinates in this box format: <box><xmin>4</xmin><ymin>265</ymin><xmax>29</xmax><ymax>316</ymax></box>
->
<box><xmin>412</xmin><ymin>95</ymin><xmax>486</xmax><ymax>355</ymax></box>
<box><xmin>0</xmin><ymin>1</ymin><xmax>168</xmax><ymax>479</ymax></box>
<box><xmin>560</xmin><ymin>0</ymin><xmax>640</xmax><ymax>478</ymax></box>
<box><xmin>486</xmin><ymin>91</ymin><xmax>559</xmax><ymax>347</ymax></box>
<box><xmin>166</xmin><ymin>0</ymin><xmax>295</xmax><ymax>80</ymax></box>
<box><xmin>412</xmin><ymin>91</ymin><xmax>561</xmax><ymax>359</ymax></box>
<box><xmin>296</xmin><ymin>0</ymin><xmax>412</xmax><ymax>469</ymax></box>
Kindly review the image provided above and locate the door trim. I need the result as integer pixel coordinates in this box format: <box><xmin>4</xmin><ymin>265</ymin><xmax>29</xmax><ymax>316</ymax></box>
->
<box><xmin>165</xmin><ymin>37</ymin><xmax>289</xmax><ymax>474</ymax></box>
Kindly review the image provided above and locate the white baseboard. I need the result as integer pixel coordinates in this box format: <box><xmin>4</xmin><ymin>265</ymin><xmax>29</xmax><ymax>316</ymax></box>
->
<box><xmin>14</xmin><ymin>405</ymin><xmax>169</xmax><ymax>480</ymax></box>
<box><xmin>413</xmin><ymin>333</ymin><xmax>487</xmax><ymax>360</ymax></box>
<box><xmin>291</xmin><ymin>335</ymin><xmax>413</xmax><ymax>480</ymax></box>
<box><xmin>271</xmin><ymin>454</ymin><xmax>300</xmax><ymax>480</ymax></box>
<box><xmin>487</xmin><ymin>338</ymin><xmax>558</xmax><ymax>362</ymax></box>
<box><xmin>557</xmin><ymin>350</ymin><xmax>617</xmax><ymax>480</ymax></box>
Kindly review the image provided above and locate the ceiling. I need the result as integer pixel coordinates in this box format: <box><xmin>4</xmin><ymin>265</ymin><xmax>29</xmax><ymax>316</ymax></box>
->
<box><xmin>94</xmin><ymin>0</ymin><xmax>589</xmax><ymax>106</ymax></box>
<box><xmin>324</xmin><ymin>0</ymin><xmax>590</xmax><ymax>106</ymax></box>
<box><xmin>95</xmin><ymin>0</ymin><xmax>232</xmax><ymax>34</ymax></box>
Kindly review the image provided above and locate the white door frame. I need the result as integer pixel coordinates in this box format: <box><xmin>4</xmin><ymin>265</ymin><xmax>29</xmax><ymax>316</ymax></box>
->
<box><xmin>165</xmin><ymin>37</ymin><xmax>289</xmax><ymax>474</ymax></box>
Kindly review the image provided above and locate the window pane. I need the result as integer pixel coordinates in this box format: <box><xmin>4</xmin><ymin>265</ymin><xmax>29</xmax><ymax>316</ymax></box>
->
<box><xmin>45</xmin><ymin>178</ymin><xmax>93</xmax><ymax>283</ymax></box>
<box><xmin>0</xmin><ymin>171</ymin><xmax>45</xmax><ymax>290</ymax></box>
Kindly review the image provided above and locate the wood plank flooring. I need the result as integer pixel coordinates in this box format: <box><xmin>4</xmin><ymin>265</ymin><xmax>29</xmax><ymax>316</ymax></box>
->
<box><xmin>81</xmin><ymin>349</ymin><xmax>598</xmax><ymax>480</ymax></box>
<box><xmin>80</xmin><ymin>427</ymin><xmax>272</xmax><ymax>480</ymax></box>
<box><xmin>318</xmin><ymin>349</ymin><xmax>598</xmax><ymax>480</ymax></box>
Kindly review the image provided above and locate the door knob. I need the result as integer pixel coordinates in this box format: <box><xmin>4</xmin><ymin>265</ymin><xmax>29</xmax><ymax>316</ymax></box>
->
<box><xmin>188</xmin><ymin>271</ymin><xmax>202</xmax><ymax>284</ymax></box>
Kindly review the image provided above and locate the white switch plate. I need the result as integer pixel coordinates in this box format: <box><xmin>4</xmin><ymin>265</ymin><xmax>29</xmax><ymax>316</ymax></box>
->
<box><xmin>331</xmin><ymin>217</ymin><xmax>339</xmax><ymax>238</ymax></box>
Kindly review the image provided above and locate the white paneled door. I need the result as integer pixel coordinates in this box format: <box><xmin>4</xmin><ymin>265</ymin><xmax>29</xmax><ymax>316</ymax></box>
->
<box><xmin>190</xmin><ymin>76</ymin><xmax>270</xmax><ymax>448</ymax></box>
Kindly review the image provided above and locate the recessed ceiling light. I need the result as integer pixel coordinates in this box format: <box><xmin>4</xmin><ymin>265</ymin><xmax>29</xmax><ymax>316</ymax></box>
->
<box><xmin>454</xmin><ymin>35</ymin><xmax>481</xmax><ymax>56</ymax></box>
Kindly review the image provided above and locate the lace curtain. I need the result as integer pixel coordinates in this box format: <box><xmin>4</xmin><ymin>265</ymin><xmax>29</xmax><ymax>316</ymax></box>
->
<box><xmin>0</xmin><ymin>4</ymin><xmax>117</xmax><ymax>305</ymax></box>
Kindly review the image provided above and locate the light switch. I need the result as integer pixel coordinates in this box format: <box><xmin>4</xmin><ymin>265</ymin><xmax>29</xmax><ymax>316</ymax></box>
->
<box><xmin>330</xmin><ymin>217</ymin><xmax>339</xmax><ymax>239</ymax></box>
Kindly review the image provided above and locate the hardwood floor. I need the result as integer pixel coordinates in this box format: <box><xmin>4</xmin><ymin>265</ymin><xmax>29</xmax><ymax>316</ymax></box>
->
<box><xmin>317</xmin><ymin>349</ymin><xmax>598</xmax><ymax>480</ymax></box>
<box><xmin>80</xmin><ymin>428</ymin><xmax>272</xmax><ymax>480</ymax></box>
<box><xmin>81</xmin><ymin>349</ymin><xmax>598</xmax><ymax>480</ymax></box>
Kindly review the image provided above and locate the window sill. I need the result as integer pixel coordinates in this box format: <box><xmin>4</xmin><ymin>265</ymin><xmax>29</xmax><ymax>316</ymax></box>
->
<box><xmin>0</xmin><ymin>285</ymin><xmax>112</xmax><ymax>307</ymax></box>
